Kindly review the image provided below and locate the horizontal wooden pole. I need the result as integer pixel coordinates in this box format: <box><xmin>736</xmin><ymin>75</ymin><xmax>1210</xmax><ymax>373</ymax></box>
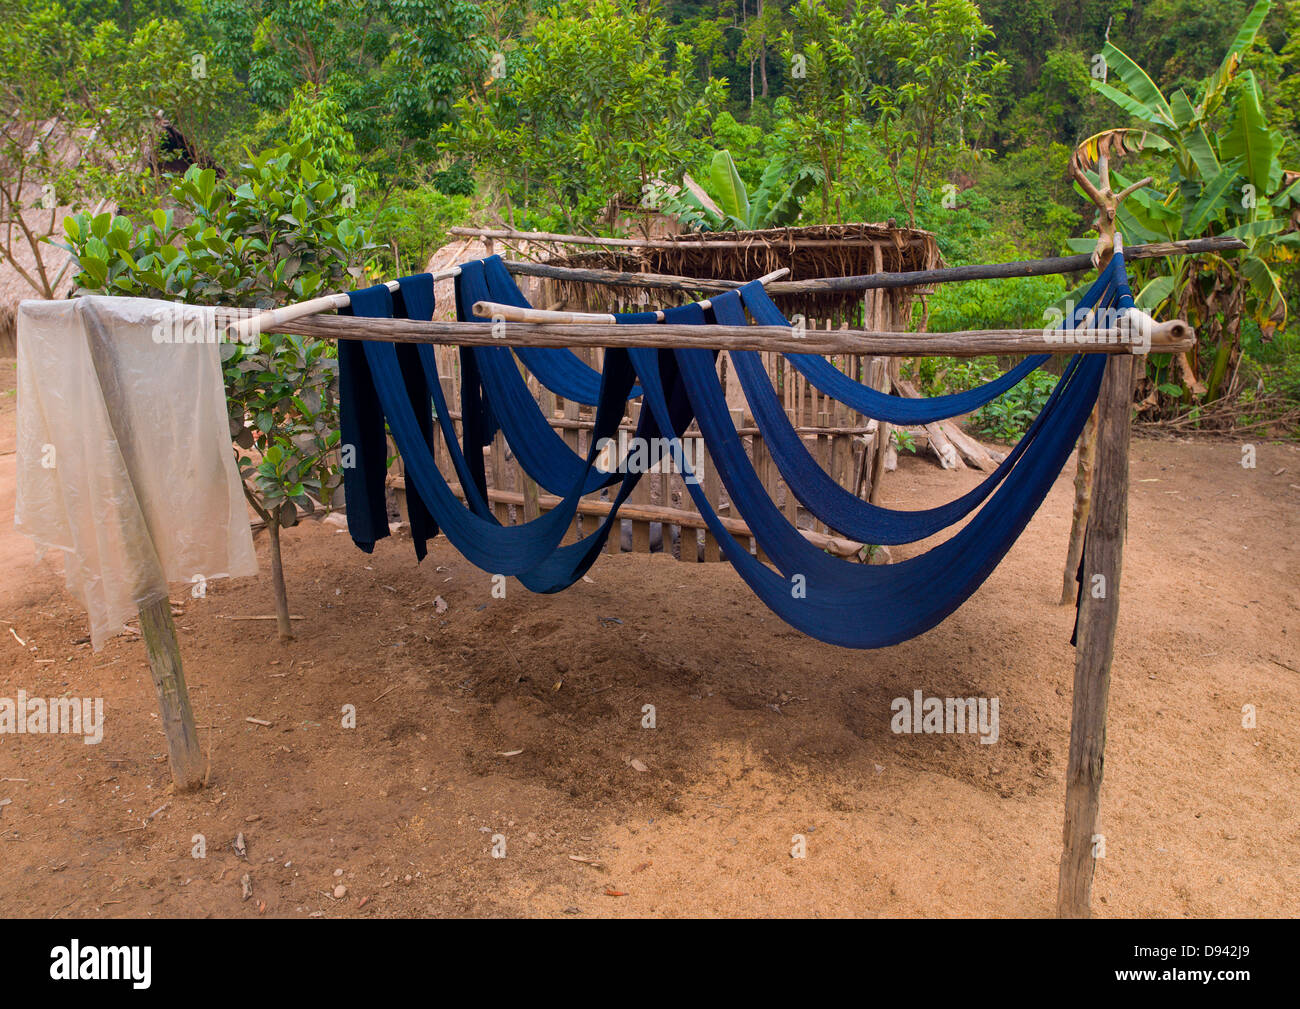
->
<box><xmin>450</xmin><ymin>225</ymin><xmax>930</xmax><ymax>251</ymax></box>
<box><xmin>473</xmin><ymin>270</ymin><xmax>789</xmax><ymax>324</ymax></box>
<box><xmin>276</xmin><ymin>314</ymin><xmax>1194</xmax><ymax>358</ymax></box>
<box><xmin>502</xmin><ymin>236</ymin><xmax>1245</xmax><ymax>295</ymax></box>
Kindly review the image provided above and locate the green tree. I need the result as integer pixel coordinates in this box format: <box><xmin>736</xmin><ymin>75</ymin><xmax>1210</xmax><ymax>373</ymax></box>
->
<box><xmin>0</xmin><ymin>2</ymin><xmax>236</xmax><ymax>297</ymax></box>
<box><xmin>204</xmin><ymin>0</ymin><xmax>487</xmax><ymax>185</ymax></box>
<box><xmin>447</xmin><ymin>0</ymin><xmax>727</xmax><ymax>231</ymax></box>
<box><xmin>780</xmin><ymin>0</ymin><xmax>1006</xmax><ymax>225</ymax></box>
<box><xmin>59</xmin><ymin>143</ymin><xmax>379</xmax><ymax>642</ymax></box>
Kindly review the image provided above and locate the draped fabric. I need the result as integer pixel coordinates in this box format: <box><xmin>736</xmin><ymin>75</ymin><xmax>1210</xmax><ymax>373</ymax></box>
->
<box><xmin>466</xmin><ymin>255</ymin><xmax>641</xmax><ymax>405</ymax></box>
<box><xmin>338</xmin><ymin>277</ymin><xmax>440</xmax><ymax>560</ymax></box>
<box><xmin>335</xmin><ymin>254</ymin><xmax>1133</xmax><ymax>648</ymax></box>
<box><xmin>714</xmin><ymin>259</ymin><xmax>1129</xmax><ymax>545</ymax></box>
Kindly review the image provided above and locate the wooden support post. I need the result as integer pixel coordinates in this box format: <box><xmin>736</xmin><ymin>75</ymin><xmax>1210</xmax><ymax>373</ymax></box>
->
<box><xmin>1061</xmin><ymin>406</ymin><xmax>1099</xmax><ymax>604</ymax></box>
<box><xmin>138</xmin><ymin>596</ymin><xmax>205</xmax><ymax>791</ymax></box>
<box><xmin>1060</xmin><ymin>137</ymin><xmax>1152</xmax><ymax>599</ymax></box>
<box><xmin>1056</xmin><ymin>354</ymin><xmax>1135</xmax><ymax>918</ymax></box>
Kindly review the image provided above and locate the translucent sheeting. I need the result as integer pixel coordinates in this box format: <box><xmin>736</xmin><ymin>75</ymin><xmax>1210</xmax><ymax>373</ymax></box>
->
<box><xmin>15</xmin><ymin>297</ymin><xmax>257</xmax><ymax>650</ymax></box>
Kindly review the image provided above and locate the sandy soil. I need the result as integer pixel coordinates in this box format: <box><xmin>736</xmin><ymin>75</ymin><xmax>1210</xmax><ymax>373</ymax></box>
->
<box><xmin>0</xmin><ymin>357</ymin><xmax>1297</xmax><ymax>918</ymax></box>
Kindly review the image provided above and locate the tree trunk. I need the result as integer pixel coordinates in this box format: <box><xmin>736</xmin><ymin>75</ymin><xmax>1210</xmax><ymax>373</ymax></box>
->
<box><xmin>266</xmin><ymin>504</ymin><xmax>294</xmax><ymax>642</ymax></box>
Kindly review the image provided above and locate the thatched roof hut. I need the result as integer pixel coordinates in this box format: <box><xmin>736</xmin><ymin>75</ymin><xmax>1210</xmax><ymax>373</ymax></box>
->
<box><xmin>537</xmin><ymin>222</ymin><xmax>941</xmax><ymax>326</ymax></box>
<box><xmin>425</xmin><ymin>234</ymin><xmax>544</xmax><ymax>320</ymax></box>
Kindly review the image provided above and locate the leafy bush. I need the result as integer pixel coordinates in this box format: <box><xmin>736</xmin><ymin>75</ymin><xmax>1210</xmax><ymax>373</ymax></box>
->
<box><xmin>363</xmin><ymin>184</ymin><xmax>474</xmax><ymax>277</ymax></box>
<box><xmin>925</xmin><ymin>273</ymin><xmax>1068</xmax><ymax>332</ymax></box>
<box><xmin>967</xmin><ymin>369</ymin><xmax>1060</xmax><ymax>442</ymax></box>
<box><xmin>59</xmin><ymin>142</ymin><xmax>378</xmax><ymax>641</ymax></box>
<box><xmin>910</xmin><ymin>356</ymin><xmax>1059</xmax><ymax>442</ymax></box>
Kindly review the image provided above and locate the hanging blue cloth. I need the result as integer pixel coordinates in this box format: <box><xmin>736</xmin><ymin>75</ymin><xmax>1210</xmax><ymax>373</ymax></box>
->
<box><xmin>454</xmin><ymin>259</ymin><xmax>621</xmax><ymax>497</ymax></box>
<box><xmin>337</xmin><ymin>285</ymin><xmax>392</xmax><ymax>555</ymax></box>
<box><xmin>335</xmin><ymin>276</ymin><xmax>701</xmax><ymax>590</ymax></box>
<box><xmin>467</xmin><ymin>302</ymin><xmax>706</xmax><ymax>594</ymax></box>
<box><xmin>625</xmin><ymin>339</ymin><xmax>1105</xmax><ymax>647</ymax></box>
<box><xmin>336</xmin><ymin>255</ymin><xmax>1132</xmax><ymax>648</ymax></box>
<box><xmin>337</xmin><ymin>276</ymin><xmax>439</xmax><ymax>560</ymax></box>
<box><xmin>465</xmin><ymin>255</ymin><xmax>639</xmax><ymax>405</ymax></box>
<box><xmin>738</xmin><ymin>254</ymin><xmax>1130</xmax><ymax>424</ymax></box>
<box><xmin>711</xmin><ymin>272</ymin><xmax>1113</xmax><ymax>545</ymax></box>
<box><xmin>357</xmin><ymin>333</ymin><xmax>636</xmax><ymax>575</ymax></box>
<box><xmin>624</xmin><ymin>255</ymin><xmax>1134</xmax><ymax>646</ymax></box>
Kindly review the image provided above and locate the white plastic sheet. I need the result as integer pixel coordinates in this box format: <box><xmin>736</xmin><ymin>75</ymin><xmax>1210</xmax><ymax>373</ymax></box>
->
<box><xmin>15</xmin><ymin>296</ymin><xmax>258</xmax><ymax>650</ymax></box>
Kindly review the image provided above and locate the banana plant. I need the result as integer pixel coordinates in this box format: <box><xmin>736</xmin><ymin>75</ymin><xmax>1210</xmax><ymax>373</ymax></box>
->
<box><xmin>662</xmin><ymin>148</ymin><xmax>824</xmax><ymax>231</ymax></box>
<box><xmin>1076</xmin><ymin>0</ymin><xmax>1300</xmax><ymax>405</ymax></box>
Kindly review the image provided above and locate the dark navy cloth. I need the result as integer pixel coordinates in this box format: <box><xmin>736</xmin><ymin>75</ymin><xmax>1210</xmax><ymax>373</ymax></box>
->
<box><xmin>338</xmin><ymin>276</ymin><xmax>438</xmax><ymax>560</ymax></box>
<box><xmin>334</xmin><ymin>255</ymin><xmax>1134</xmax><ymax>648</ymax></box>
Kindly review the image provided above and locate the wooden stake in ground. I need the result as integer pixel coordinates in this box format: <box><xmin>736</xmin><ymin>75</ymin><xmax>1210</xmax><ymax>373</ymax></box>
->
<box><xmin>1060</xmin><ymin>407</ymin><xmax>1098</xmax><ymax>605</ymax></box>
<box><xmin>1061</xmin><ymin>137</ymin><xmax>1152</xmax><ymax>603</ymax></box>
<box><xmin>137</xmin><ymin>596</ymin><xmax>205</xmax><ymax>791</ymax></box>
<box><xmin>1057</xmin><ymin>353</ymin><xmax>1135</xmax><ymax>918</ymax></box>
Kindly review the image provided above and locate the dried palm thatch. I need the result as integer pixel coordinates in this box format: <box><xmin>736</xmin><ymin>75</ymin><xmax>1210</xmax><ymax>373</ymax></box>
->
<box><xmin>537</xmin><ymin>222</ymin><xmax>941</xmax><ymax>326</ymax></box>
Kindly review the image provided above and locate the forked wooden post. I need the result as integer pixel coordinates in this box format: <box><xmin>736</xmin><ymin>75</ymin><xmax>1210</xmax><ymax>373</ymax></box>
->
<box><xmin>137</xmin><ymin>595</ymin><xmax>205</xmax><ymax>791</ymax></box>
<box><xmin>1056</xmin><ymin>353</ymin><xmax>1135</xmax><ymax>917</ymax></box>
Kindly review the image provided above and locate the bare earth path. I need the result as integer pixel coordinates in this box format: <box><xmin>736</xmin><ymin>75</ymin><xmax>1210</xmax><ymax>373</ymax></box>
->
<box><xmin>0</xmin><ymin>360</ymin><xmax>1296</xmax><ymax>917</ymax></box>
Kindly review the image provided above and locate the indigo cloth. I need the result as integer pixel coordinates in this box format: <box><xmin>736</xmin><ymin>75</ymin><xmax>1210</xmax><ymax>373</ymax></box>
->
<box><xmin>334</xmin><ymin>255</ymin><xmax>1135</xmax><ymax>648</ymax></box>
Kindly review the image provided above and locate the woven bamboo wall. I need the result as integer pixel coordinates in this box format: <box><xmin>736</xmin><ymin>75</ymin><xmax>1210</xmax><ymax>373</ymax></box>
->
<box><xmin>389</xmin><ymin>344</ymin><xmax>894</xmax><ymax>561</ymax></box>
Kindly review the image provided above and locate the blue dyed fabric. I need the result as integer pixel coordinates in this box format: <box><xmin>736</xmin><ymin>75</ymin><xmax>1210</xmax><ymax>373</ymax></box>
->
<box><xmin>334</xmin><ymin>255</ymin><xmax>1133</xmax><ymax>648</ymax></box>
<box><xmin>337</xmin><ymin>276</ymin><xmax>438</xmax><ymax>560</ymax></box>
<box><xmin>740</xmin><ymin>252</ymin><xmax>1129</xmax><ymax>425</ymax></box>
<box><xmin>712</xmin><ymin>259</ymin><xmax>1125</xmax><ymax>545</ymax></box>
<box><xmin>463</xmin><ymin>255</ymin><xmax>640</xmax><ymax>405</ymax></box>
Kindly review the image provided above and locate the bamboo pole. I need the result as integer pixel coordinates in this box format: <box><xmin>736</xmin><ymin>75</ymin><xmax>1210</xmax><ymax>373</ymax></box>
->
<box><xmin>1057</xmin><ymin>353</ymin><xmax>1135</xmax><ymax>918</ymax></box>
<box><xmin>499</xmin><ymin>236</ymin><xmax>1245</xmax><ymax>294</ymax></box>
<box><xmin>471</xmin><ymin>269</ymin><xmax>790</xmax><ymax>323</ymax></box>
<box><xmin>224</xmin><ymin>268</ymin><xmax>463</xmax><ymax>343</ymax></box>
<box><xmin>276</xmin><ymin>315</ymin><xmax>1195</xmax><ymax>358</ymax></box>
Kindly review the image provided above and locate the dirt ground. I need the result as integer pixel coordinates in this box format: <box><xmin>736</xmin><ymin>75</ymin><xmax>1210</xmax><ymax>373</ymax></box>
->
<box><xmin>1</xmin><ymin>358</ymin><xmax>1297</xmax><ymax>918</ymax></box>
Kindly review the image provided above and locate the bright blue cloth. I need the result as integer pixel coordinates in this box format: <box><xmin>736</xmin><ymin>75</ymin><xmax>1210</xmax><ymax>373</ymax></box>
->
<box><xmin>711</xmin><ymin>261</ymin><xmax>1123</xmax><ymax>544</ymax></box>
<box><xmin>336</xmin><ymin>254</ymin><xmax>1133</xmax><ymax>648</ymax></box>
<box><xmin>738</xmin><ymin>253</ymin><xmax>1130</xmax><ymax>424</ymax></box>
